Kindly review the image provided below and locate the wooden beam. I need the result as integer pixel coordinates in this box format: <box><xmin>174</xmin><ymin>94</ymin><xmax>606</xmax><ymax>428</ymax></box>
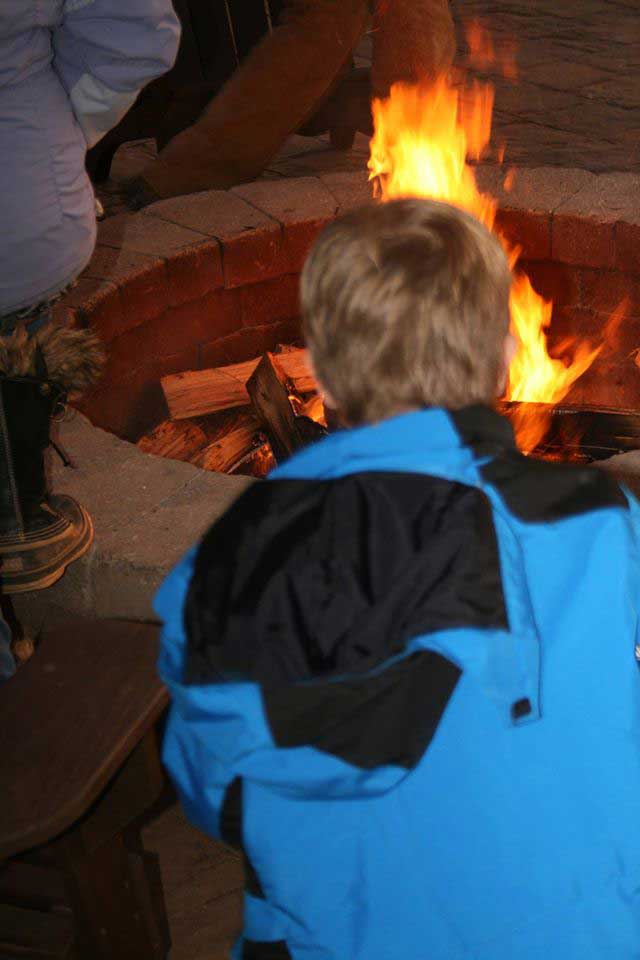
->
<box><xmin>161</xmin><ymin>347</ymin><xmax>315</xmax><ymax>421</ymax></box>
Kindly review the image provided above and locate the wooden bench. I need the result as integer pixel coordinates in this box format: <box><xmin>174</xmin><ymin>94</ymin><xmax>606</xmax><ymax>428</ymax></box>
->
<box><xmin>0</xmin><ymin>618</ymin><xmax>170</xmax><ymax>959</ymax></box>
<box><xmin>87</xmin><ymin>0</ymin><xmax>282</xmax><ymax>182</ymax></box>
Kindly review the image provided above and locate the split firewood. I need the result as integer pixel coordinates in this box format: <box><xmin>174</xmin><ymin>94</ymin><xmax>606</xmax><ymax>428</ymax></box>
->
<box><xmin>161</xmin><ymin>347</ymin><xmax>315</xmax><ymax>421</ymax></box>
<box><xmin>194</xmin><ymin>412</ymin><xmax>261</xmax><ymax>473</ymax></box>
<box><xmin>246</xmin><ymin>352</ymin><xmax>326</xmax><ymax>463</ymax></box>
<box><xmin>136</xmin><ymin>418</ymin><xmax>210</xmax><ymax>463</ymax></box>
<box><xmin>137</xmin><ymin>410</ymin><xmax>264</xmax><ymax>472</ymax></box>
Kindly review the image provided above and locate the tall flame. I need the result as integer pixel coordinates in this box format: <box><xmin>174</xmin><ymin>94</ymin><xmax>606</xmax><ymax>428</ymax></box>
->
<box><xmin>369</xmin><ymin>81</ymin><xmax>496</xmax><ymax>223</ymax></box>
<box><xmin>368</xmin><ymin>77</ymin><xmax>611</xmax><ymax>452</ymax></box>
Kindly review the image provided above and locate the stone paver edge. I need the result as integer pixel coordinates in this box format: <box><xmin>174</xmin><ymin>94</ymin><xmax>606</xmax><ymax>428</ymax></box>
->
<box><xmin>61</xmin><ymin>168</ymin><xmax>640</xmax><ymax>340</ymax></box>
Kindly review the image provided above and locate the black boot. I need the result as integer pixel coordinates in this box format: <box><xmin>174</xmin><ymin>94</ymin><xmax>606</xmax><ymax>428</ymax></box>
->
<box><xmin>0</xmin><ymin>323</ymin><xmax>103</xmax><ymax>594</ymax></box>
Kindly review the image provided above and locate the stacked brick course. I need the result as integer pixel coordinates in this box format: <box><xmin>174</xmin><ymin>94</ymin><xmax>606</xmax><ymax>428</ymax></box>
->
<box><xmin>59</xmin><ymin>169</ymin><xmax>640</xmax><ymax>440</ymax></box>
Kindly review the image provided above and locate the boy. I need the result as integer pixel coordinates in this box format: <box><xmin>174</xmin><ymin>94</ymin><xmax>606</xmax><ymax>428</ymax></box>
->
<box><xmin>156</xmin><ymin>198</ymin><xmax>640</xmax><ymax>959</ymax></box>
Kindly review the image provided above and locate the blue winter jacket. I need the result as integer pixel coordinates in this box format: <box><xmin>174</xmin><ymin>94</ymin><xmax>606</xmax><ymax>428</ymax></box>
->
<box><xmin>156</xmin><ymin>405</ymin><xmax>640</xmax><ymax>960</ymax></box>
<box><xmin>0</xmin><ymin>0</ymin><xmax>180</xmax><ymax>315</ymax></box>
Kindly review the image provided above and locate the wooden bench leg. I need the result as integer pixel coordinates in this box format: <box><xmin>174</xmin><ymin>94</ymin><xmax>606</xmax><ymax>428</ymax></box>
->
<box><xmin>58</xmin><ymin>833</ymin><xmax>166</xmax><ymax>960</ymax></box>
<box><xmin>45</xmin><ymin>730</ymin><xmax>170</xmax><ymax>959</ymax></box>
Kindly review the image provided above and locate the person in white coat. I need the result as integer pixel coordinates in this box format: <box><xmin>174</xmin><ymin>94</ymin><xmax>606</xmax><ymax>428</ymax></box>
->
<box><xmin>0</xmin><ymin>0</ymin><xmax>180</xmax><ymax>672</ymax></box>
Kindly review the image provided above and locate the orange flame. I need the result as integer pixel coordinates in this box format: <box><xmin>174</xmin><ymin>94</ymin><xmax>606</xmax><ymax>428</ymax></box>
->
<box><xmin>369</xmin><ymin>81</ymin><xmax>496</xmax><ymax>225</ymax></box>
<box><xmin>368</xmin><ymin>77</ymin><xmax>614</xmax><ymax>453</ymax></box>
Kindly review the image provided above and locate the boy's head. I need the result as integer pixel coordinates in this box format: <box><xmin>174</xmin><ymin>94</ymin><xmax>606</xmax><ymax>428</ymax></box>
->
<box><xmin>301</xmin><ymin>197</ymin><xmax>513</xmax><ymax>425</ymax></box>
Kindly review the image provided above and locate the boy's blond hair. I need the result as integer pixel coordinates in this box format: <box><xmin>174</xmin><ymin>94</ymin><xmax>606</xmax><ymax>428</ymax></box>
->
<box><xmin>300</xmin><ymin>198</ymin><xmax>512</xmax><ymax>425</ymax></box>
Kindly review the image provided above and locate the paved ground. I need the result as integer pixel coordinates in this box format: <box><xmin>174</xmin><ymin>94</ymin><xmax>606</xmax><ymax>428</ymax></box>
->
<box><xmin>451</xmin><ymin>0</ymin><xmax>640</xmax><ymax>172</ymax></box>
<box><xmin>142</xmin><ymin>804</ymin><xmax>242</xmax><ymax>960</ymax></box>
<box><xmin>99</xmin><ymin>0</ymin><xmax>640</xmax><ymax>218</ymax></box>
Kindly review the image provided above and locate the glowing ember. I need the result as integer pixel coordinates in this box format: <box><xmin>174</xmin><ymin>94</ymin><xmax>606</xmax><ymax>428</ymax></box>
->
<box><xmin>367</xmin><ymin>77</ymin><xmax>619</xmax><ymax>452</ymax></box>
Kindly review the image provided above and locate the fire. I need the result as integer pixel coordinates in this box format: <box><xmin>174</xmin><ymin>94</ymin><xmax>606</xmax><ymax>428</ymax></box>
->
<box><xmin>367</xmin><ymin>77</ymin><xmax>611</xmax><ymax>452</ymax></box>
<box><xmin>507</xmin><ymin>273</ymin><xmax>603</xmax><ymax>449</ymax></box>
<box><xmin>369</xmin><ymin>80</ymin><xmax>496</xmax><ymax>225</ymax></box>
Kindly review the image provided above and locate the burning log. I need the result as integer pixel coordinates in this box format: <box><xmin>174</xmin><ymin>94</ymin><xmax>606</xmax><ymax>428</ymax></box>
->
<box><xmin>161</xmin><ymin>348</ymin><xmax>315</xmax><ymax>421</ymax></box>
<box><xmin>246</xmin><ymin>352</ymin><xmax>326</xmax><ymax>463</ymax></box>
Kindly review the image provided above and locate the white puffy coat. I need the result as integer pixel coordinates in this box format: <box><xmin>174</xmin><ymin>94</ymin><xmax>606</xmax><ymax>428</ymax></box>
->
<box><xmin>0</xmin><ymin>0</ymin><xmax>180</xmax><ymax>314</ymax></box>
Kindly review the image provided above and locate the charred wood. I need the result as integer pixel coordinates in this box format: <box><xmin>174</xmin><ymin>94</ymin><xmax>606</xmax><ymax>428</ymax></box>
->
<box><xmin>246</xmin><ymin>352</ymin><xmax>326</xmax><ymax>463</ymax></box>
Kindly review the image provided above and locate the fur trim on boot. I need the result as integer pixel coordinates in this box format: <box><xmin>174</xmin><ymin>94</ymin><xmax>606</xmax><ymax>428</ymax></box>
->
<box><xmin>0</xmin><ymin>322</ymin><xmax>105</xmax><ymax>396</ymax></box>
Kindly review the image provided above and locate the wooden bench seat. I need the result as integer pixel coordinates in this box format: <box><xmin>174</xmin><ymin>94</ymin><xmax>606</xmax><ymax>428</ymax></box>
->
<box><xmin>0</xmin><ymin>618</ymin><xmax>170</xmax><ymax>959</ymax></box>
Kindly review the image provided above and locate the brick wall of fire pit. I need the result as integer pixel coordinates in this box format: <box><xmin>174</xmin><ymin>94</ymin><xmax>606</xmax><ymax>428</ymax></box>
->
<box><xmin>57</xmin><ymin>169</ymin><xmax>640</xmax><ymax>441</ymax></box>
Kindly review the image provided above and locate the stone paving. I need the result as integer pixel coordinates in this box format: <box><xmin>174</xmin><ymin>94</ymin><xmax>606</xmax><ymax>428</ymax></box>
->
<box><xmin>98</xmin><ymin>0</ymin><xmax>640</xmax><ymax>218</ymax></box>
<box><xmin>13</xmin><ymin>411</ymin><xmax>252</xmax><ymax>635</ymax></box>
<box><xmin>451</xmin><ymin>0</ymin><xmax>640</xmax><ymax>173</ymax></box>
<box><xmin>269</xmin><ymin>0</ymin><xmax>640</xmax><ymax>176</ymax></box>
<box><xmin>142</xmin><ymin>804</ymin><xmax>242</xmax><ymax>960</ymax></box>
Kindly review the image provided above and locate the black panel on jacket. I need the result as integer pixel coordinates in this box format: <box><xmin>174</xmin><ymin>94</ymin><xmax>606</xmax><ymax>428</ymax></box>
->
<box><xmin>481</xmin><ymin>452</ymin><xmax>628</xmax><ymax>522</ymax></box>
<box><xmin>220</xmin><ymin>777</ymin><xmax>242</xmax><ymax>849</ymax></box>
<box><xmin>451</xmin><ymin>405</ymin><xmax>629</xmax><ymax>522</ymax></box>
<box><xmin>220</xmin><ymin>777</ymin><xmax>266</xmax><ymax>898</ymax></box>
<box><xmin>264</xmin><ymin>649</ymin><xmax>461</xmax><ymax>769</ymax></box>
<box><xmin>184</xmin><ymin>472</ymin><xmax>508</xmax><ymax>687</ymax></box>
<box><xmin>450</xmin><ymin>404</ymin><xmax>517</xmax><ymax>457</ymax></box>
<box><xmin>244</xmin><ymin>855</ymin><xmax>265</xmax><ymax>900</ymax></box>
<box><xmin>243</xmin><ymin>941</ymin><xmax>292</xmax><ymax>960</ymax></box>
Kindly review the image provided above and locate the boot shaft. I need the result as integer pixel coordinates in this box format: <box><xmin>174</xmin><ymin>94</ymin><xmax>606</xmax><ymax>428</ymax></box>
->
<box><xmin>0</xmin><ymin>369</ymin><xmax>94</xmax><ymax>595</ymax></box>
<box><xmin>0</xmin><ymin>321</ymin><xmax>101</xmax><ymax>588</ymax></box>
<box><xmin>0</xmin><ymin>375</ymin><xmax>58</xmax><ymax>537</ymax></box>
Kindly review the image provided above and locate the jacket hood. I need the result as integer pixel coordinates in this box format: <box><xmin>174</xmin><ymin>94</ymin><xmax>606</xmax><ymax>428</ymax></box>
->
<box><xmin>156</xmin><ymin>407</ymin><xmax>541</xmax><ymax>801</ymax></box>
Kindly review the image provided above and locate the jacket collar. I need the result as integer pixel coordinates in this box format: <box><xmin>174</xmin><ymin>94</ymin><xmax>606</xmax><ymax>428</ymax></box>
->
<box><xmin>449</xmin><ymin>404</ymin><xmax>517</xmax><ymax>455</ymax></box>
<box><xmin>271</xmin><ymin>404</ymin><xmax>516</xmax><ymax>482</ymax></box>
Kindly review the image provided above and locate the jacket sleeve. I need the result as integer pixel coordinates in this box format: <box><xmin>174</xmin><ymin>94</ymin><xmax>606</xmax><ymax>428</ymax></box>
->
<box><xmin>155</xmin><ymin>548</ymin><xmax>237</xmax><ymax>842</ymax></box>
<box><xmin>52</xmin><ymin>0</ymin><xmax>181</xmax><ymax>148</ymax></box>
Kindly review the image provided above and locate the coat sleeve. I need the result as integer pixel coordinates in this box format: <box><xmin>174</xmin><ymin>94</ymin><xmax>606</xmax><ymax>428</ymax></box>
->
<box><xmin>52</xmin><ymin>0</ymin><xmax>181</xmax><ymax>148</ymax></box>
<box><xmin>155</xmin><ymin>548</ymin><xmax>237</xmax><ymax>843</ymax></box>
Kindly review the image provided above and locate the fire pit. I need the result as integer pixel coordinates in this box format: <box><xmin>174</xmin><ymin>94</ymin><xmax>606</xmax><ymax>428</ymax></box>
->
<box><xmin>42</xmin><ymin>165</ymin><xmax>640</xmax><ymax>624</ymax></box>
<box><xmin>62</xmin><ymin>166</ymin><xmax>640</xmax><ymax>477</ymax></box>
<box><xmin>39</xmin><ymin>47</ymin><xmax>640</xmax><ymax>624</ymax></box>
<box><xmin>60</xmin><ymin>161</ymin><xmax>640</xmax><ymax>478</ymax></box>
<box><xmin>64</xmin><ymin>68</ymin><xmax>640</xmax><ymax>471</ymax></box>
